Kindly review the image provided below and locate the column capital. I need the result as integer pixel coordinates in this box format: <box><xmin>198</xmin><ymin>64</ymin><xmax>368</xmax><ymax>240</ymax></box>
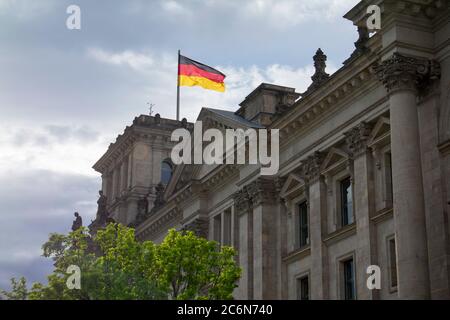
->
<box><xmin>246</xmin><ymin>178</ymin><xmax>276</xmax><ymax>206</ymax></box>
<box><xmin>233</xmin><ymin>189</ymin><xmax>253</xmax><ymax>215</ymax></box>
<box><xmin>344</xmin><ymin>122</ymin><xmax>374</xmax><ymax>157</ymax></box>
<box><xmin>300</xmin><ymin>151</ymin><xmax>325</xmax><ymax>183</ymax></box>
<box><xmin>374</xmin><ymin>53</ymin><xmax>440</xmax><ymax>95</ymax></box>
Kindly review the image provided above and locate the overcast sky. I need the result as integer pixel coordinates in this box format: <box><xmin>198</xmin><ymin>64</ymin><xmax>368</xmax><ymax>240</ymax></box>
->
<box><xmin>0</xmin><ymin>0</ymin><xmax>360</xmax><ymax>291</ymax></box>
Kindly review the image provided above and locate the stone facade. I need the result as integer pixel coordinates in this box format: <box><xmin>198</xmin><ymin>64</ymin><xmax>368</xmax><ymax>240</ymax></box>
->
<box><xmin>93</xmin><ymin>0</ymin><xmax>450</xmax><ymax>299</ymax></box>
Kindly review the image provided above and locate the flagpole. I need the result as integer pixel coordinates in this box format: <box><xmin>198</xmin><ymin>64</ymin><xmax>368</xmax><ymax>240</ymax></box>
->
<box><xmin>176</xmin><ymin>49</ymin><xmax>181</xmax><ymax>121</ymax></box>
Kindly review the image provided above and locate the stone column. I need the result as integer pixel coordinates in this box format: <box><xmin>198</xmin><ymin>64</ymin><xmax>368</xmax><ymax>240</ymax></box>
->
<box><xmin>233</xmin><ymin>189</ymin><xmax>253</xmax><ymax>300</ymax></box>
<box><xmin>276</xmin><ymin>178</ymin><xmax>289</xmax><ymax>300</ymax></box>
<box><xmin>111</xmin><ymin>167</ymin><xmax>118</xmax><ymax>201</ymax></box>
<box><xmin>247</xmin><ymin>178</ymin><xmax>278</xmax><ymax>300</ymax></box>
<box><xmin>345</xmin><ymin>122</ymin><xmax>378</xmax><ymax>300</ymax></box>
<box><xmin>301</xmin><ymin>152</ymin><xmax>329</xmax><ymax>299</ymax></box>
<box><xmin>375</xmin><ymin>53</ymin><xmax>440</xmax><ymax>299</ymax></box>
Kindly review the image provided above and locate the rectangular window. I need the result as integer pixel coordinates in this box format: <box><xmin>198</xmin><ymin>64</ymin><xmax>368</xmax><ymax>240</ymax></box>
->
<box><xmin>340</xmin><ymin>177</ymin><xmax>353</xmax><ymax>226</ymax></box>
<box><xmin>213</xmin><ymin>214</ymin><xmax>222</xmax><ymax>243</ymax></box>
<box><xmin>343</xmin><ymin>258</ymin><xmax>355</xmax><ymax>300</ymax></box>
<box><xmin>297</xmin><ymin>276</ymin><xmax>309</xmax><ymax>300</ymax></box>
<box><xmin>389</xmin><ymin>237</ymin><xmax>398</xmax><ymax>289</ymax></box>
<box><xmin>298</xmin><ymin>201</ymin><xmax>309</xmax><ymax>248</ymax></box>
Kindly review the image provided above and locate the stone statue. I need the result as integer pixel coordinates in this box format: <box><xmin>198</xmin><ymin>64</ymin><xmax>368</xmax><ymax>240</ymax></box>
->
<box><xmin>154</xmin><ymin>183</ymin><xmax>165</xmax><ymax>208</ymax></box>
<box><xmin>96</xmin><ymin>190</ymin><xmax>108</xmax><ymax>223</ymax></box>
<box><xmin>154</xmin><ymin>113</ymin><xmax>161</xmax><ymax>124</ymax></box>
<box><xmin>71</xmin><ymin>212</ymin><xmax>82</xmax><ymax>231</ymax></box>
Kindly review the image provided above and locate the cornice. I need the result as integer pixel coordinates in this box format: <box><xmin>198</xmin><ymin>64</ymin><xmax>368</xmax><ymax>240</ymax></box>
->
<box><xmin>135</xmin><ymin>205</ymin><xmax>181</xmax><ymax>240</ymax></box>
<box><xmin>274</xmin><ymin>57</ymin><xmax>380</xmax><ymax>148</ymax></box>
<box><xmin>93</xmin><ymin>115</ymin><xmax>192</xmax><ymax>173</ymax></box>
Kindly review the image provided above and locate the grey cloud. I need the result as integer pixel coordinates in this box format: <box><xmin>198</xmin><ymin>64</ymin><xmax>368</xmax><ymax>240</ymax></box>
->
<box><xmin>0</xmin><ymin>170</ymin><xmax>99</xmax><ymax>289</ymax></box>
<box><xmin>9</xmin><ymin>125</ymin><xmax>100</xmax><ymax>148</ymax></box>
<box><xmin>44</xmin><ymin>125</ymin><xmax>100</xmax><ymax>143</ymax></box>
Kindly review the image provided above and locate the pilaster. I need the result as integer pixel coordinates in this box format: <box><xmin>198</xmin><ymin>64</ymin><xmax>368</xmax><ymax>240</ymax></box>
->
<box><xmin>345</xmin><ymin>122</ymin><xmax>378</xmax><ymax>300</ymax></box>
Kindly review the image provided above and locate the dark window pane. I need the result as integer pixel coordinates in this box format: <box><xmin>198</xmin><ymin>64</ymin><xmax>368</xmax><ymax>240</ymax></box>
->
<box><xmin>343</xmin><ymin>259</ymin><xmax>355</xmax><ymax>300</ymax></box>
<box><xmin>341</xmin><ymin>178</ymin><xmax>353</xmax><ymax>226</ymax></box>
<box><xmin>299</xmin><ymin>276</ymin><xmax>309</xmax><ymax>300</ymax></box>
<box><xmin>298</xmin><ymin>201</ymin><xmax>309</xmax><ymax>247</ymax></box>
<box><xmin>389</xmin><ymin>238</ymin><xmax>398</xmax><ymax>288</ymax></box>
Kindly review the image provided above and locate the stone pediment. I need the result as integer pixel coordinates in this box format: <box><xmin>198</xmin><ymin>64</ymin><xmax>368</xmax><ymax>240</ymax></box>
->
<box><xmin>320</xmin><ymin>147</ymin><xmax>351</xmax><ymax>175</ymax></box>
<box><xmin>367</xmin><ymin>116</ymin><xmax>390</xmax><ymax>148</ymax></box>
<box><xmin>280</xmin><ymin>173</ymin><xmax>307</xmax><ymax>200</ymax></box>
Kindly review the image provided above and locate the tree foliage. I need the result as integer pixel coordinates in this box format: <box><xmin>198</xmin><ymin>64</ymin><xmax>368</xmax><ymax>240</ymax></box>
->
<box><xmin>1</xmin><ymin>224</ymin><xmax>241</xmax><ymax>300</ymax></box>
<box><xmin>1</xmin><ymin>277</ymin><xmax>28</xmax><ymax>300</ymax></box>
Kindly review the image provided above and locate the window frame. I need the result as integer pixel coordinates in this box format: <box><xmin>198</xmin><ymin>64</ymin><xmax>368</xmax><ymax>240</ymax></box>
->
<box><xmin>338</xmin><ymin>253</ymin><xmax>356</xmax><ymax>300</ymax></box>
<box><xmin>339</xmin><ymin>176</ymin><xmax>354</xmax><ymax>227</ymax></box>
<box><xmin>297</xmin><ymin>200</ymin><xmax>309</xmax><ymax>248</ymax></box>
<box><xmin>296</xmin><ymin>272</ymin><xmax>310</xmax><ymax>300</ymax></box>
<box><xmin>387</xmin><ymin>235</ymin><xmax>398</xmax><ymax>292</ymax></box>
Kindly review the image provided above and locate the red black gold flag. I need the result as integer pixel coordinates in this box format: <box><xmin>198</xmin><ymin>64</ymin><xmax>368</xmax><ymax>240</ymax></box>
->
<box><xmin>178</xmin><ymin>55</ymin><xmax>226</xmax><ymax>92</ymax></box>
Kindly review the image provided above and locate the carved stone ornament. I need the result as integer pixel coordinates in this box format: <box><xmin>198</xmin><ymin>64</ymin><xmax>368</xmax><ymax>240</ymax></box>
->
<box><xmin>307</xmin><ymin>48</ymin><xmax>330</xmax><ymax>92</ymax></box>
<box><xmin>300</xmin><ymin>151</ymin><xmax>325</xmax><ymax>182</ymax></box>
<box><xmin>344</xmin><ymin>26</ymin><xmax>370</xmax><ymax>65</ymax></box>
<box><xmin>233</xmin><ymin>189</ymin><xmax>252</xmax><ymax>215</ymax></box>
<box><xmin>246</xmin><ymin>178</ymin><xmax>276</xmax><ymax>206</ymax></box>
<box><xmin>344</xmin><ymin>122</ymin><xmax>373</xmax><ymax>157</ymax></box>
<box><xmin>373</xmin><ymin>53</ymin><xmax>441</xmax><ymax>95</ymax></box>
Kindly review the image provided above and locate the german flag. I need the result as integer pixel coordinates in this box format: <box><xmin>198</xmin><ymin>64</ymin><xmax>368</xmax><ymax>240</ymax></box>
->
<box><xmin>178</xmin><ymin>55</ymin><xmax>226</xmax><ymax>92</ymax></box>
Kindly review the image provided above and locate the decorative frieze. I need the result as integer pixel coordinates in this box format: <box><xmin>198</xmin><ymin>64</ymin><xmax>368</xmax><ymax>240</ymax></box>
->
<box><xmin>344</xmin><ymin>122</ymin><xmax>374</xmax><ymax>157</ymax></box>
<box><xmin>373</xmin><ymin>53</ymin><xmax>440</xmax><ymax>95</ymax></box>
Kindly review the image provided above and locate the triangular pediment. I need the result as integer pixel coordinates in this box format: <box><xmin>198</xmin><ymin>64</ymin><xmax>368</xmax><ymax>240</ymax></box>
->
<box><xmin>320</xmin><ymin>147</ymin><xmax>350</xmax><ymax>174</ymax></box>
<box><xmin>280</xmin><ymin>173</ymin><xmax>306</xmax><ymax>199</ymax></box>
<box><xmin>367</xmin><ymin>116</ymin><xmax>390</xmax><ymax>147</ymax></box>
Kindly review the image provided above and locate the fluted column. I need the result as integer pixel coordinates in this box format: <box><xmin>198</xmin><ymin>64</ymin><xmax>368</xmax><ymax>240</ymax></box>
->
<box><xmin>375</xmin><ymin>53</ymin><xmax>440</xmax><ymax>299</ymax></box>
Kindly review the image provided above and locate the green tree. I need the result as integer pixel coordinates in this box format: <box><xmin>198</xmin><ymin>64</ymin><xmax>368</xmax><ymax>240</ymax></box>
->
<box><xmin>22</xmin><ymin>224</ymin><xmax>240</xmax><ymax>300</ymax></box>
<box><xmin>1</xmin><ymin>277</ymin><xmax>28</xmax><ymax>300</ymax></box>
<box><xmin>156</xmin><ymin>229</ymin><xmax>241</xmax><ymax>300</ymax></box>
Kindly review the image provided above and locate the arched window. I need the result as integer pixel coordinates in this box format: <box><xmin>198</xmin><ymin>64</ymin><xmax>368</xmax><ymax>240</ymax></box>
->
<box><xmin>161</xmin><ymin>160</ymin><xmax>173</xmax><ymax>185</ymax></box>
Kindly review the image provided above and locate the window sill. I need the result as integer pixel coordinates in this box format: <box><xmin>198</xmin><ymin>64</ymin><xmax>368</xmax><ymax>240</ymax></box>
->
<box><xmin>283</xmin><ymin>245</ymin><xmax>311</xmax><ymax>263</ymax></box>
<box><xmin>323</xmin><ymin>223</ymin><xmax>356</xmax><ymax>245</ymax></box>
